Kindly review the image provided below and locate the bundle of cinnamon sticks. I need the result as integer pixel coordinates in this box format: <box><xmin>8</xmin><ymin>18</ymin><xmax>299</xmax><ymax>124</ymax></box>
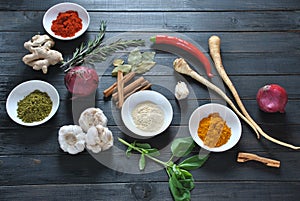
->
<box><xmin>103</xmin><ymin>71</ymin><xmax>152</xmax><ymax>108</ymax></box>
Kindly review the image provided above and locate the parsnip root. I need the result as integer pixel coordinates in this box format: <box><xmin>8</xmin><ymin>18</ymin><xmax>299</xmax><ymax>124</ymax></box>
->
<box><xmin>173</xmin><ymin>58</ymin><xmax>259</xmax><ymax>137</ymax></box>
<box><xmin>208</xmin><ymin>35</ymin><xmax>300</xmax><ymax>150</ymax></box>
<box><xmin>209</xmin><ymin>35</ymin><xmax>260</xmax><ymax>139</ymax></box>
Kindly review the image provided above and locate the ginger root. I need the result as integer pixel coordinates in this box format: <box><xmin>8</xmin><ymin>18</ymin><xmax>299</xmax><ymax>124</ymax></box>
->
<box><xmin>22</xmin><ymin>35</ymin><xmax>63</xmax><ymax>74</ymax></box>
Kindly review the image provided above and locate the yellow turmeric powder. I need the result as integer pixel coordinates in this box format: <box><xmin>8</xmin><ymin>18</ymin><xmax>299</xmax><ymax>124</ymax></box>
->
<box><xmin>197</xmin><ymin>113</ymin><xmax>231</xmax><ymax>148</ymax></box>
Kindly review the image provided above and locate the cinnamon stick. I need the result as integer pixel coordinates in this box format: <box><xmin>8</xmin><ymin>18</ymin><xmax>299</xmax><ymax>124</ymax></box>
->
<box><xmin>117</xmin><ymin>71</ymin><xmax>124</xmax><ymax>108</ymax></box>
<box><xmin>237</xmin><ymin>152</ymin><xmax>280</xmax><ymax>168</ymax></box>
<box><xmin>103</xmin><ymin>72</ymin><xmax>135</xmax><ymax>97</ymax></box>
<box><xmin>115</xmin><ymin>80</ymin><xmax>151</xmax><ymax>106</ymax></box>
<box><xmin>112</xmin><ymin>76</ymin><xmax>145</xmax><ymax>101</ymax></box>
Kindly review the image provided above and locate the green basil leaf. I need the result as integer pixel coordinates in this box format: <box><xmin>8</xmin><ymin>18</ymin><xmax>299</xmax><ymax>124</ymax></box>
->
<box><xmin>171</xmin><ymin>137</ymin><xmax>195</xmax><ymax>157</ymax></box>
<box><xmin>147</xmin><ymin>148</ymin><xmax>160</xmax><ymax>157</ymax></box>
<box><xmin>168</xmin><ymin>169</ymin><xmax>191</xmax><ymax>201</ymax></box>
<box><xmin>125</xmin><ymin>146</ymin><xmax>132</xmax><ymax>157</ymax></box>
<box><xmin>135</xmin><ymin>143</ymin><xmax>152</xmax><ymax>149</ymax></box>
<box><xmin>139</xmin><ymin>153</ymin><xmax>146</xmax><ymax>170</ymax></box>
<box><xmin>178</xmin><ymin>154</ymin><xmax>209</xmax><ymax>170</ymax></box>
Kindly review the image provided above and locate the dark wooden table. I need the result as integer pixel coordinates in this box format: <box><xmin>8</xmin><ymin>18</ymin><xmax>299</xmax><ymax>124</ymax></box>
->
<box><xmin>1</xmin><ymin>1</ymin><xmax>300</xmax><ymax>200</ymax></box>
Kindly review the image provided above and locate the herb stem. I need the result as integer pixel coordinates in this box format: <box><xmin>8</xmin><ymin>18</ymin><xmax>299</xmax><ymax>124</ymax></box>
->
<box><xmin>118</xmin><ymin>138</ymin><xmax>168</xmax><ymax>167</ymax></box>
<box><xmin>60</xmin><ymin>21</ymin><xmax>107</xmax><ymax>71</ymax></box>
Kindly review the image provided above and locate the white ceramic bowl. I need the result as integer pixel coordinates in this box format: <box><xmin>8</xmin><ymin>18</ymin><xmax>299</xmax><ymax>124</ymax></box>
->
<box><xmin>189</xmin><ymin>103</ymin><xmax>242</xmax><ymax>152</ymax></box>
<box><xmin>43</xmin><ymin>2</ymin><xmax>90</xmax><ymax>40</ymax></box>
<box><xmin>121</xmin><ymin>90</ymin><xmax>173</xmax><ymax>137</ymax></box>
<box><xmin>6</xmin><ymin>80</ymin><xmax>60</xmax><ymax>126</ymax></box>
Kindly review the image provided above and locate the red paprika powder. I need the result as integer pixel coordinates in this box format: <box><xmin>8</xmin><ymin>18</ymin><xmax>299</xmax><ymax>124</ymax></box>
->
<box><xmin>51</xmin><ymin>10</ymin><xmax>82</xmax><ymax>38</ymax></box>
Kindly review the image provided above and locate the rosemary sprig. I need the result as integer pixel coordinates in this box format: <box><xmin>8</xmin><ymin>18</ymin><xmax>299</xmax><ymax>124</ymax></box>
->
<box><xmin>60</xmin><ymin>21</ymin><xmax>145</xmax><ymax>72</ymax></box>
<box><xmin>60</xmin><ymin>21</ymin><xmax>107</xmax><ymax>71</ymax></box>
<box><xmin>84</xmin><ymin>39</ymin><xmax>145</xmax><ymax>64</ymax></box>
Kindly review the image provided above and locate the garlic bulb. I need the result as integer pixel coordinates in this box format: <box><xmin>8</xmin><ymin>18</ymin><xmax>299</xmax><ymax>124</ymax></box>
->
<box><xmin>79</xmin><ymin>108</ymin><xmax>108</xmax><ymax>132</ymax></box>
<box><xmin>58</xmin><ymin>125</ymin><xmax>86</xmax><ymax>155</ymax></box>
<box><xmin>85</xmin><ymin>125</ymin><xmax>113</xmax><ymax>153</ymax></box>
<box><xmin>175</xmin><ymin>81</ymin><xmax>189</xmax><ymax>100</ymax></box>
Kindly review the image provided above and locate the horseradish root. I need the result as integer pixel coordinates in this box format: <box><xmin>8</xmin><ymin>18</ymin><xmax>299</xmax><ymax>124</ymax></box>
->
<box><xmin>22</xmin><ymin>34</ymin><xmax>63</xmax><ymax>74</ymax></box>
<box><xmin>209</xmin><ymin>35</ymin><xmax>260</xmax><ymax>139</ymax></box>
<box><xmin>173</xmin><ymin>58</ymin><xmax>259</xmax><ymax>137</ymax></box>
<box><xmin>208</xmin><ymin>35</ymin><xmax>300</xmax><ymax>150</ymax></box>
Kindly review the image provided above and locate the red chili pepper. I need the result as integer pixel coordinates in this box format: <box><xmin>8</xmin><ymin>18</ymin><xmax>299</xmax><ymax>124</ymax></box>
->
<box><xmin>150</xmin><ymin>35</ymin><xmax>213</xmax><ymax>78</ymax></box>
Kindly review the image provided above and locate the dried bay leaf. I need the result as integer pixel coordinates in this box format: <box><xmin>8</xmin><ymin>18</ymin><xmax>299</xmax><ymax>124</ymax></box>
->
<box><xmin>112</xmin><ymin>64</ymin><xmax>132</xmax><ymax>76</ymax></box>
<box><xmin>128</xmin><ymin>49</ymin><xmax>142</xmax><ymax>66</ymax></box>
<box><xmin>142</xmin><ymin>51</ymin><xmax>156</xmax><ymax>61</ymax></box>
<box><xmin>132</xmin><ymin>61</ymin><xmax>156</xmax><ymax>74</ymax></box>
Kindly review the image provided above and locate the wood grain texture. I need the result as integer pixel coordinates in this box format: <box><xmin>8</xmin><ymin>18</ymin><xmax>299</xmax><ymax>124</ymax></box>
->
<box><xmin>1</xmin><ymin>0</ymin><xmax>300</xmax><ymax>11</ymax></box>
<box><xmin>1</xmin><ymin>182</ymin><xmax>300</xmax><ymax>201</ymax></box>
<box><xmin>1</xmin><ymin>11</ymin><xmax>300</xmax><ymax>32</ymax></box>
<box><xmin>1</xmin><ymin>0</ymin><xmax>300</xmax><ymax>200</ymax></box>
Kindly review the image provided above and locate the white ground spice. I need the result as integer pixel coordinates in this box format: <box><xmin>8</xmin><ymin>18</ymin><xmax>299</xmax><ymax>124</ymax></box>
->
<box><xmin>131</xmin><ymin>101</ymin><xmax>164</xmax><ymax>132</ymax></box>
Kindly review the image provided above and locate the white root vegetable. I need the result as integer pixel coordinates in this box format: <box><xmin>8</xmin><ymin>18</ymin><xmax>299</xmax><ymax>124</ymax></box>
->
<box><xmin>173</xmin><ymin>58</ymin><xmax>259</xmax><ymax>137</ymax></box>
<box><xmin>209</xmin><ymin>35</ymin><xmax>260</xmax><ymax>139</ymax></box>
<box><xmin>208</xmin><ymin>35</ymin><xmax>300</xmax><ymax>150</ymax></box>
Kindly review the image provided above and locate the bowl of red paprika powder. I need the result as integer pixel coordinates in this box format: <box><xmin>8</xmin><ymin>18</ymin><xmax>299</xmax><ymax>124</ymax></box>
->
<box><xmin>43</xmin><ymin>2</ymin><xmax>90</xmax><ymax>40</ymax></box>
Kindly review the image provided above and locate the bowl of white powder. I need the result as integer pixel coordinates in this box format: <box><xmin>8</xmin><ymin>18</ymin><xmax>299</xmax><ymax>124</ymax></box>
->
<box><xmin>121</xmin><ymin>90</ymin><xmax>173</xmax><ymax>137</ymax></box>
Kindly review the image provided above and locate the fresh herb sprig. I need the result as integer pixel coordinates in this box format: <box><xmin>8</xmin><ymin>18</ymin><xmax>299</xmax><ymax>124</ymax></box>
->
<box><xmin>60</xmin><ymin>21</ymin><xmax>107</xmax><ymax>71</ymax></box>
<box><xmin>118</xmin><ymin>137</ymin><xmax>209</xmax><ymax>201</ymax></box>
<box><xmin>84</xmin><ymin>39</ymin><xmax>145</xmax><ymax>66</ymax></box>
<box><xmin>60</xmin><ymin>21</ymin><xmax>145</xmax><ymax>72</ymax></box>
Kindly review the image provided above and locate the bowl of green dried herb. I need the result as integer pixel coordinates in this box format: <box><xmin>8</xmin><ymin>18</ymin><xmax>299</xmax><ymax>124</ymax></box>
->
<box><xmin>6</xmin><ymin>80</ymin><xmax>60</xmax><ymax>126</ymax></box>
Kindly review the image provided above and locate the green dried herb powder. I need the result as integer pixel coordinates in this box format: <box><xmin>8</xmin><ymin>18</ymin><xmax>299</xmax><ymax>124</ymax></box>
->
<box><xmin>17</xmin><ymin>90</ymin><xmax>53</xmax><ymax>123</ymax></box>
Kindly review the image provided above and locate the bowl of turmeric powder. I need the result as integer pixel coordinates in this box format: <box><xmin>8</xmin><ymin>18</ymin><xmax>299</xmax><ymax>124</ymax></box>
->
<box><xmin>43</xmin><ymin>2</ymin><xmax>90</xmax><ymax>40</ymax></box>
<box><xmin>189</xmin><ymin>103</ymin><xmax>242</xmax><ymax>152</ymax></box>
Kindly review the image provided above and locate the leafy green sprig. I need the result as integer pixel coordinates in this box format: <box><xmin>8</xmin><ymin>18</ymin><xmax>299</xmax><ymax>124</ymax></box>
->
<box><xmin>60</xmin><ymin>21</ymin><xmax>107</xmax><ymax>71</ymax></box>
<box><xmin>60</xmin><ymin>21</ymin><xmax>145</xmax><ymax>72</ymax></box>
<box><xmin>84</xmin><ymin>39</ymin><xmax>145</xmax><ymax>66</ymax></box>
<box><xmin>118</xmin><ymin>137</ymin><xmax>209</xmax><ymax>201</ymax></box>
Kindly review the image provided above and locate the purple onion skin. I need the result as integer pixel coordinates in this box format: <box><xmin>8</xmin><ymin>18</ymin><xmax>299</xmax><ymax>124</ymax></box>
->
<box><xmin>64</xmin><ymin>66</ymin><xmax>99</xmax><ymax>97</ymax></box>
<box><xmin>256</xmin><ymin>84</ymin><xmax>288</xmax><ymax>113</ymax></box>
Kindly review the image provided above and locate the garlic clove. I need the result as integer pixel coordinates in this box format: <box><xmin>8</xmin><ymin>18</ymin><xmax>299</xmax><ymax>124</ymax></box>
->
<box><xmin>175</xmin><ymin>81</ymin><xmax>189</xmax><ymax>100</ymax></box>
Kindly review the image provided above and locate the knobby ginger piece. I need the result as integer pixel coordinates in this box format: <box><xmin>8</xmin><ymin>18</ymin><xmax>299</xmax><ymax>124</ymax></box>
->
<box><xmin>22</xmin><ymin>34</ymin><xmax>63</xmax><ymax>74</ymax></box>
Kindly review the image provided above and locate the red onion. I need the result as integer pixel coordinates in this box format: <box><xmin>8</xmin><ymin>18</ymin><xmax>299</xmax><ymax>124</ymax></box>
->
<box><xmin>64</xmin><ymin>66</ymin><xmax>99</xmax><ymax>97</ymax></box>
<box><xmin>256</xmin><ymin>84</ymin><xmax>288</xmax><ymax>113</ymax></box>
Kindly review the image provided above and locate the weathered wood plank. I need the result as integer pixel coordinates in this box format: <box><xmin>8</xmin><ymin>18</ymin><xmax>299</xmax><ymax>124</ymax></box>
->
<box><xmin>1</xmin><ymin>181</ymin><xmax>299</xmax><ymax>201</ymax></box>
<box><xmin>1</xmin><ymin>52</ymin><xmax>300</xmax><ymax>76</ymax></box>
<box><xmin>1</xmin><ymin>123</ymin><xmax>299</xmax><ymax>155</ymax></box>
<box><xmin>1</xmin><ymin>32</ymin><xmax>299</xmax><ymax>54</ymax></box>
<box><xmin>1</xmin><ymin>11</ymin><xmax>299</xmax><ymax>32</ymax></box>
<box><xmin>1</xmin><ymin>0</ymin><xmax>300</xmax><ymax>11</ymax></box>
<box><xmin>1</xmin><ymin>74</ymin><xmax>300</xmax><ymax>102</ymax></box>
<box><xmin>0</xmin><ymin>149</ymin><xmax>299</xmax><ymax>186</ymax></box>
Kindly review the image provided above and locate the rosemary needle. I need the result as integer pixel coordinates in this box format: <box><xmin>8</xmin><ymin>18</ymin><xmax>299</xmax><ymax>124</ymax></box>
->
<box><xmin>61</xmin><ymin>21</ymin><xmax>145</xmax><ymax>72</ymax></box>
<box><xmin>60</xmin><ymin>21</ymin><xmax>107</xmax><ymax>71</ymax></box>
